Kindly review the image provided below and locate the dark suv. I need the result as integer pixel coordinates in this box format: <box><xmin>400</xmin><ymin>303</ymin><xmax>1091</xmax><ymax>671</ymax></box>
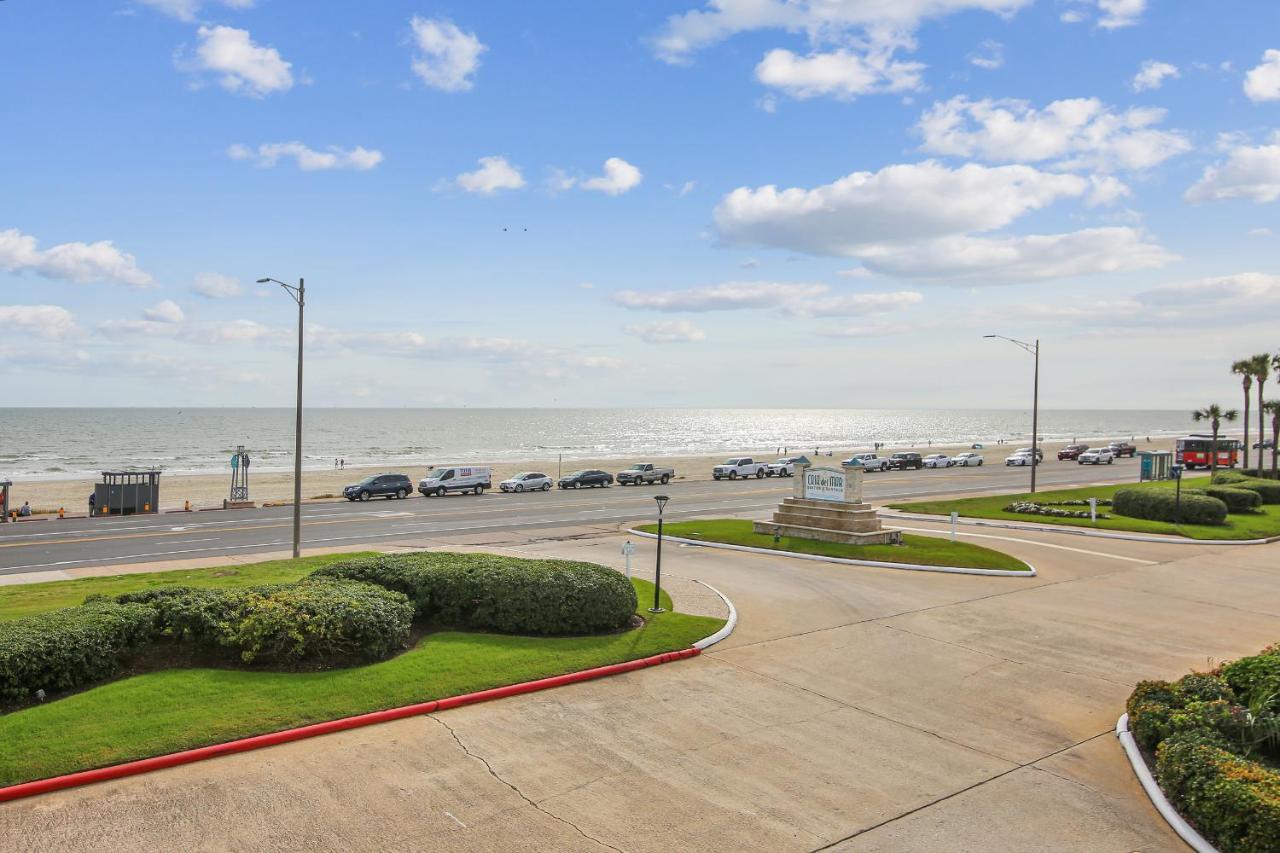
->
<box><xmin>344</xmin><ymin>474</ymin><xmax>413</xmax><ymax>501</ymax></box>
<box><xmin>1058</xmin><ymin>444</ymin><xmax>1089</xmax><ymax>461</ymax></box>
<box><xmin>1108</xmin><ymin>441</ymin><xmax>1136</xmax><ymax>458</ymax></box>
<box><xmin>558</xmin><ymin>469</ymin><xmax>614</xmax><ymax>489</ymax></box>
<box><xmin>888</xmin><ymin>452</ymin><xmax>924</xmax><ymax>470</ymax></box>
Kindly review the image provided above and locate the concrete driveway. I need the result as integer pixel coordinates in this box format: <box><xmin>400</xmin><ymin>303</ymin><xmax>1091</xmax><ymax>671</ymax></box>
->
<box><xmin>2</xmin><ymin>521</ymin><xmax>1277</xmax><ymax>852</ymax></box>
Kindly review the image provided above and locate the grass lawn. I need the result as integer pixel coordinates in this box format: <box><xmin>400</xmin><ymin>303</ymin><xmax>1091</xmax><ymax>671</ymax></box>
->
<box><xmin>889</xmin><ymin>477</ymin><xmax>1280</xmax><ymax>541</ymax></box>
<box><xmin>0</xmin><ymin>553</ymin><xmax>366</xmax><ymax>622</ymax></box>
<box><xmin>0</xmin><ymin>565</ymin><xmax>722</xmax><ymax>787</ymax></box>
<box><xmin>635</xmin><ymin>519</ymin><xmax>1031</xmax><ymax>572</ymax></box>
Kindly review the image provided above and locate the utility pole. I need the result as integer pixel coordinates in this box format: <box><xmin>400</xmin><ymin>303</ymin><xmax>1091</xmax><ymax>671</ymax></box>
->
<box><xmin>259</xmin><ymin>276</ymin><xmax>305</xmax><ymax>558</ymax></box>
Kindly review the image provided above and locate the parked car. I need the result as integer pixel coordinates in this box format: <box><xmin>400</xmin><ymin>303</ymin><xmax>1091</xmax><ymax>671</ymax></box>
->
<box><xmin>888</xmin><ymin>452</ymin><xmax>924</xmax><ymax>470</ymax></box>
<box><xmin>419</xmin><ymin>466</ymin><xmax>492</xmax><ymax>497</ymax></box>
<box><xmin>843</xmin><ymin>452</ymin><xmax>889</xmax><ymax>472</ymax></box>
<box><xmin>923</xmin><ymin>454</ymin><xmax>952</xmax><ymax>468</ymax></box>
<box><xmin>344</xmin><ymin>473</ymin><xmax>413</xmax><ymax>501</ymax></box>
<box><xmin>952</xmin><ymin>452</ymin><xmax>984</xmax><ymax>467</ymax></box>
<box><xmin>765</xmin><ymin>457</ymin><xmax>805</xmax><ymax>477</ymax></box>
<box><xmin>713</xmin><ymin>457</ymin><xmax>769</xmax><ymax>480</ymax></box>
<box><xmin>500</xmin><ymin>472</ymin><xmax>552</xmax><ymax>492</ymax></box>
<box><xmin>558</xmin><ymin>469</ymin><xmax>613</xmax><ymax>489</ymax></box>
<box><xmin>1108</xmin><ymin>441</ymin><xmax>1137</xmax><ymax>458</ymax></box>
<box><xmin>616</xmin><ymin>463</ymin><xmax>673</xmax><ymax>486</ymax></box>
<box><xmin>1255</xmin><ymin>439</ymin><xmax>1276</xmax><ymax>450</ymax></box>
<box><xmin>1057</xmin><ymin>444</ymin><xmax>1090</xmax><ymax>461</ymax></box>
<box><xmin>1078</xmin><ymin>448</ymin><xmax>1115</xmax><ymax>465</ymax></box>
<box><xmin>1005</xmin><ymin>450</ymin><xmax>1039</xmax><ymax>467</ymax></box>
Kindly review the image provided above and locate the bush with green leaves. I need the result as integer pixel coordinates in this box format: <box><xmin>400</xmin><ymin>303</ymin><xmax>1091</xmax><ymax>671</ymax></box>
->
<box><xmin>0</xmin><ymin>601</ymin><xmax>156</xmax><ymax>703</ymax></box>
<box><xmin>311</xmin><ymin>551</ymin><xmax>637</xmax><ymax>635</ymax></box>
<box><xmin>1128</xmin><ymin>647</ymin><xmax>1280</xmax><ymax>852</ymax></box>
<box><xmin>1239</xmin><ymin>480</ymin><xmax>1280</xmax><ymax>505</ymax></box>
<box><xmin>1195</xmin><ymin>486</ymin><xmax>1264</xmax><ymax>513</ymax></box>
<box><xmin>1113</xmin><ymin>488</ymin><xmax>1227</xmax><ymax>525</ymax></box>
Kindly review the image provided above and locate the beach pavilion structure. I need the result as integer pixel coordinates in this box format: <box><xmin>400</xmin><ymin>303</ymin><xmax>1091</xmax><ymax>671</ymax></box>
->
<box><xmin>93</xmin><ymin>471</ymin><xmax>160</xmax><ymax>516</ymax></box>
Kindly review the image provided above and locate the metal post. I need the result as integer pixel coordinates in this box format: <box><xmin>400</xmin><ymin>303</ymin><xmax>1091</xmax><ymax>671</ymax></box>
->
<box><xmin>292</xmin><ymin>278</ymin><xmax>304</xmax><ymax>559</ymax></box>
<box><xmin>950</xmin><ymin>510</ymin><xmax>957</xmax><ymax>541</ymax></box>
<box><xmin>1174</xmin><ymin>469</ymin><xmax>1182</xmax><ymax>526</ymax></box>
<box><xmin>1030</xmin><ymin>339</ymin><xmax>1040</xmax><ymax>494</ymax></box>
<box><xmin>650</xmin><ymin>510</ymin><xmax>665</xmax><ymax>614</ymax></box>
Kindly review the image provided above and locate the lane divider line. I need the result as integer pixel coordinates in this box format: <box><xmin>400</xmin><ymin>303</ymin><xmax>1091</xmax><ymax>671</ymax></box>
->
<box><xmin>882</xmin><ymin>510</ymin><xmax>1278</xmax><ymax>546</ymax></box>
<box><xmin>891</xmin><ymin>526</ymin><xmax>1156</xmax><ymax>565</ymax></box>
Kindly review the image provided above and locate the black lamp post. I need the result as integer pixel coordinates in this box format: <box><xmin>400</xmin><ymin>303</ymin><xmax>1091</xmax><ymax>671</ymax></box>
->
<box><xmin>984</xmin><ymin>334</ymin><xmax>1041</xmax><ymax>494</ymax></box>
<box><xmin>650</xmin><ymin>494</ymin><xmax>670</xmax><ymax>614</ymax></box>
<box><xmin>258</xmin><ymin>276</ymin><xmax>305</xmax><ymax>558</ymax></box>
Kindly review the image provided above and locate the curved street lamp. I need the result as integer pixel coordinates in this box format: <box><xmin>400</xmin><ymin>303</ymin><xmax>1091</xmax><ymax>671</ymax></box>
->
<box><xmin>984</xmin><ymin>334</ymin><xmax>1041</xmax><ymax>493</ymax></box>
<box><xmin>650</xmin><ymin>494</ymin><xmax>670</xmax><ymax>614</ymax></box>
<box><xmin>259</xmin><ymin>277</ymin><xmax>305</xmax><ymax>558</ymax></box>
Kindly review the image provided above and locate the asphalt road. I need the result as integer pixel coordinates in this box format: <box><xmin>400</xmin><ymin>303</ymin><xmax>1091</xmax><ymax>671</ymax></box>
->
<box><xmin>0</xmin><ymin>459</ymin><xmax>1141</xmax><ymax>575</ymax></box>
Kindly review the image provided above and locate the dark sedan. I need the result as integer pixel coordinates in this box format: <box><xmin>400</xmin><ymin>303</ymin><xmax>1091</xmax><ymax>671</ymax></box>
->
<box><xmin>344</xmin><ymin>473</ymin><xmax>413</xmax><ymax>501</ymax></box>
<box><xmin>558</xmin><ymin>469</ymin><xmax>613</xmax><ymax>489</ymax></box>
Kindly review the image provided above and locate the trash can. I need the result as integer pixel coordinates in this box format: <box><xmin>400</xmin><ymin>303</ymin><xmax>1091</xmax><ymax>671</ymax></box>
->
<box><xmin>94</xmin><ymin>471</ymin><xmax>160</xmax><ymax>516</ymax></box>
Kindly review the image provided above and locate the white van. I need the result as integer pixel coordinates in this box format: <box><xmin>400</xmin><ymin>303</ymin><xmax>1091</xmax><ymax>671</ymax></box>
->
<box><xmin>418</xmin><ymin>466</ymin><xmax>492</xmax><ymax>497</ymax></box>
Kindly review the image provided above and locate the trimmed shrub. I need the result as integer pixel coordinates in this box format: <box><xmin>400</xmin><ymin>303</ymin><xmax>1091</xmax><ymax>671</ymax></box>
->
<box><xmin>312</xmin><ymin>551</ymin><xmax>638</xmax><ymax>635</ymax></box>
<box><xmin>1236</xmin><ymin>479</ymin><xmax>1280</xmax><ymax>505</ymax></box>
<box><xmin>1214</xmin><ymin>470</ymin><xmax>1251</xmax><ymax>484</ymax></box>
<box><xmin>1222</xmin><ymin>647</ymin><xmax>1280</xmax><ymax>701</ymax></box>
<box><xmin>1240</xmin><ymin>468</ymin><xmax>1279</xmax><ymax>481</ymax></box>
<box><xmin>0</xmin><ymin>601</ymin><xmax>156</xmax><ymax>702</ymax></box>
<box><xmin>1156</xmin><ymin>734</ymin><xmax>1280</xmax><ymax>852</ymax></box>
<box><xmin>219</xmin><ymin>579</ymin><xmax>413</xmax><ymax>664</ymax></box>
<box><xmin>1113</xmin><ymin>488</ymin><xmax>1228</xmax><ymax>526</ymax></box>
<box><xmin>115</xmin><ymin>585</ymin><xmax>247</xmax><ymax>643</ymax></box>
<box><xmin>1197</xmin><ymin>486</ymin><xmax>1264</xmax><ymax>513</ymax></box>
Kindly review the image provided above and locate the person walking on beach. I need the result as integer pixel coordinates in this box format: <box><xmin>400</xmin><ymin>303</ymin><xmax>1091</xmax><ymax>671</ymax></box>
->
<box><xmin>340</xmin><ymin>458</ymin><xmax>345</xmax><ymax>469</ymax></box>
<box><xmin>88</xmin><ymin>492</ymin><xmax>96</xmax><ymax>516</ymax></box>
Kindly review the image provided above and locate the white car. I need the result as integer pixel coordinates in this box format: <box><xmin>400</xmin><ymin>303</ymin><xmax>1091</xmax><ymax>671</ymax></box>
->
<box><xmin>1077</xmin><ymin>448</ymin><xmax>1115</xmax><ymax>465</ymax></box>
<box><xmin>500</xmin><ymin>472</ymin><xmax>552</xmax><ymax>492</ymax></box>
<box><xmin>952</xmin><ymin>452</ymin><xmax>984</xmax><ymax>467</ymax></box>
<box><xmin>765</xmin><ymin>457</ymin><xmax>803</xmax><ymax>477</ymax></box>
<box><xmin>923</xmin><ymin>454</ymin><xmax>952</xmax><ymax>468</ymax></box>
<box><xmin>1005</xmin><ymin>451</ymin><xmax>1036</xmax><ymax>467</ymax></box>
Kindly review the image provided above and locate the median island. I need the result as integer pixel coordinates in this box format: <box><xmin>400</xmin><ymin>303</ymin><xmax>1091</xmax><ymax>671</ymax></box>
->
<box><xmin>0</xmin><ymin>552</ymin><xmax>723</xmax><ymax>788</ymax></box>
<box><xmin>635</xmin><ymin>519</ymin><xmax>1032</xmax><ymax>572</ymax></box>
<box><xmin>890</xmin><ymin>473</ymin><xmax>1280</xmax><ymax>541</ymax></box>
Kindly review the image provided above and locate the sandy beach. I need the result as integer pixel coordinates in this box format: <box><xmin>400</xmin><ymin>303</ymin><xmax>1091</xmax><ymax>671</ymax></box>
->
<box><xmin>5</xmin><ymin>436</ymin><xmax>1179</xmax><ymax>516</ymax></box>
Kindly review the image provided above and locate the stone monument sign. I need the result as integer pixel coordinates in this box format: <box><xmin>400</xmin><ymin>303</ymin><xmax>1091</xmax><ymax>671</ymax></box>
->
<box><xmin>753</xmin><ymin>462</ymin><xmax>899</xmax><ymax>546</ymax></box>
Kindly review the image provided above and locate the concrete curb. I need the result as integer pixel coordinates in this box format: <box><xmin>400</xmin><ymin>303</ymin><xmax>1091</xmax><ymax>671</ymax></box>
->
<box><xmin>0</xmin><ymin>646</ymin><xmax>707</xmax><ymax>803</ymax></box>
<box><xmin>625</xmin><ymin>529</ymin><xmax>1035</xmax><ymax>577</ymax></box>
<box><xmin>881</xmin><ymin>509</ymin><xmax>1278</xmax><ymax>546</ymax></box>
<box><xmin>691</xmin><ymin>580</ymin><xmax>737</xmax><ymax>649</ymax></box>
<box><xmin>1115</xmin><ymin>713</ymin><xmax>1218</xmax><ymax>853</ymax></box>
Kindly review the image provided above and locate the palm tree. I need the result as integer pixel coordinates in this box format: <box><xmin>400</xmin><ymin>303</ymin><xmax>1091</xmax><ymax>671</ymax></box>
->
<box><xmin>1250</xmin><ymin>353</ymin><xmax>1272</xmax><ymax>472</ymax></box>
<box><xmin>1192</xmin><ymin>404</ymin><xmax>1239</xmax><ymax>476</ymax></box>
<box><xmin>1233</xmin><ymin>359</ymin><xmax>1254</xmax><ymax>468</ymax></box>
<box><xmin>1265</xmin><ymin>400</ymin><xmax>1280</xmax><ymax>479</ymax></box>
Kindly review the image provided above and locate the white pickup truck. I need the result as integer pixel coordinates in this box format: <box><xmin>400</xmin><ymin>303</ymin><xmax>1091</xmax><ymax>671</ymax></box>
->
<box><xmin>843</xmin><ymin>453</ymin><xmax>889</xmax><ymax>472</ymax></box>
<box><xmin>713</xmin><ymin>457</ymin><xmax>768</xmax><ymax>480</ymax></box>
<box><xmin>616</xmin><ymin>463</ymin><xmax>673</xmax><ymax>486</ymax></box>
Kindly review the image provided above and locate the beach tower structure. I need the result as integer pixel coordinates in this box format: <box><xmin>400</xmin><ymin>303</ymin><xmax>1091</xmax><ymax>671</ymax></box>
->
<box><xmin>94</xmin><ymin>472</ymin><xmax>160</xmax><ymax>516</ymax></box>
<box><xmin>225</xmin><ymin>446</ymin><xmax>254</xmax><ymax>509</ymax></box>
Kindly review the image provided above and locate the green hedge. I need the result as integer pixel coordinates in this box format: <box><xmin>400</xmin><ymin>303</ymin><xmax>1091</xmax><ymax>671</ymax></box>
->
<box><xmin>311</xmin><ymin>551</ymin><xmax>637</xmax><ymax>635</ymax></box>
<box><xmin>1212</xmin><ymin>473</ymin><xmax>1280</xmax><ymax>503</ymax></box>
<box><xmin>1127</xmin><ymin>648</ymin><xmax>1280</xmax><ymax>851</ymax></box>
<box><xmin>1113</xmin><ymin>488</ymin><xmax>1227</xmax><ymax>525</ymax></box>
<box><xmin>0</xmin><ymin>601</ymin><xmax>156</xmax><ymax>703</ymax></box>
<box><xmin>1194</xmin><ymin>487</ymin><xmax>1263</xmax><ymax>513</ymax></box>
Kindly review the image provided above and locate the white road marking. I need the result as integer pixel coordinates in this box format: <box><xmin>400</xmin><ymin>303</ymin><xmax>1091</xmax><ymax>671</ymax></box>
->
<box><xmin>893</xmin><ymin>525</ymin><xmax>1156</xmax><ymax>564</ymax></box>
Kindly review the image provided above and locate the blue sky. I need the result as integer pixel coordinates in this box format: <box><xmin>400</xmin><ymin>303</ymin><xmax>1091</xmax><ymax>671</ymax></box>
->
<box><xmin>2</xmin><ymin>0</ymin><xmax>1279</xmax><ymax>409</ymax></box>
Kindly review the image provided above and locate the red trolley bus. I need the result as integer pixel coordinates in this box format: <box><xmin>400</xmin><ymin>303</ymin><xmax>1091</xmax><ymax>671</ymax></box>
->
<box><xmin>1175</xmin><ymin>434</ymin><xmax>1241</xmax><ymax>470</ymax></box>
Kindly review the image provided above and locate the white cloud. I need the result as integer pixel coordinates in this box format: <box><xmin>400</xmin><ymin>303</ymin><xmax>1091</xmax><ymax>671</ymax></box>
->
<box><xmin>227</xmin><ymin>142</ymin><xmax>383</xmax><ymax>171</ymax></box>
<box><xmin>1095</xmin><ymin>0</ymin><xmax>1146</xmax><ymax>29</ymax></box>
<box><xmin>1087</xmin><ymin>174</ymin><xmax>1131</xmax><ymax>206</ymax></box>
<box><xmin>916</xmin><ymin>96</ymin><xmax>1191</xmax><ymax>171</ymax></box>
<box><xmin>0</xmin><ymin>305</ymin><xmax>79</xmax><ymax>340</ymax></box>
<box><xmin>837</xmin><ymin>267</ymin><xmax>875</xmax><ymax>279</ymax></box>
<box><xmin>624</xmin><ymin>320</ymin><xmax>708</xmax><ymax>343</ymax></box>
<box><xmin>1248</xmin><ymin>227</ymin><xmax>1272</xmax><ymax>238</ymax></box>
<box><xmin>192</xmin><ymin>271</ymin><xmax>243</xmax><ymax>298</ymax></box>
<box><xmin>819</xmin><ymin>322</ymin><xmax>919</xmax><ymax>338</ymax></box>
<box><xmin>0</xmin><ymin>228</ymin><xmax>153</xmax><ymax>287</ymax></box>
<box><xmin>1244</xmin><ymin>50</ymin><xmax>1280</xmax><ymax>103</ymax></box>
<box><xmin>143</xmin><ymin>300</ymin><xmax>185</xmax><ymax>324</ymax></box>
<box><xmin>137</xmin><ymin>0</ymin><xmax>253</xmax><ymax>22</ymax></box>
<box><xmin>1185</xmin><ymin>140</ymin><xmax>1280</xmax><ymax>204</ymax></box>
<box><xmin>715</xmin><ymin>161</ymin><xmax>1089</xmax><ymax>256</ymax></box>
<box><xmin>180</xmin><ymin>26</ymin><xmax>293</xmax><ymax>97</ymax></box>
<box><xmin>581</xmin><ymin>158</ymin><xmax>643</xmax><ymax>195</ymax></box>
<box><xmin>1137</xmin><ymin>272</ymin><xmax>1280</xmax><ymax>308</ymax></box>
<box><xmin>409</xmin><ymin>17</ymin><xmax>485</xmax><ymax>92</ymax></box>
<box><xmin>856</xmin><ymin>227</ymin><xmax>1176</xmax><ymax>282</ymax></box>
<box><xmin>754</xmin><ymin>47</ymin><xmax>924</xmax><ymax>100</ymax></box>
<box><xmin>448</xmin><ymin>156</ymin><xmax>526</xmax><ymax>194</ymax></box>
<box><xmin>968</xmin><ymin>39</ymin><xmax>1004</xmax><ymax>70</ymax></box>
<box><xmin>611</xmin><ymin>281</ymin><xmax>921</xmax><ymax>317</ymax></box>
<box><xmin>1132</xmin><ymin>60</ymin><xmax>1179</xmax><ymax>92</ymax></box>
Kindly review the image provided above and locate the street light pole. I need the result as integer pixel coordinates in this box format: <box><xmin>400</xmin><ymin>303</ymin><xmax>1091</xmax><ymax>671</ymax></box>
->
<box><xmin>259</xmin><ymin>277</ymin><xmax>305</xmax><ymax>558</ymax></box>
<box><xmin>984</xmin><ymin>335</ymin><xmax>1041</xmax><ymax>494</ymax></box>
<box><xmin>650</xmin><ymin>494</ymin><xmax>670</xmax><ymax>614</ymax></box>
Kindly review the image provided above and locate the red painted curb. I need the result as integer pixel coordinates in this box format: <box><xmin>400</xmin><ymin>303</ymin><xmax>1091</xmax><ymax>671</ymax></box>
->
<box><xmin>0</xmin><ymin>646</ymin><xmax>701</xmax><ymax>803</ymax></box>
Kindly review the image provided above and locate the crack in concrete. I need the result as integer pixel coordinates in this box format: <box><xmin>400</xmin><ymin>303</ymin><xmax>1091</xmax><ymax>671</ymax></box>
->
<box><xmin>429</xmin><ymin>715</ymin><xmax>624</xmax><ymax>853</ymax></box>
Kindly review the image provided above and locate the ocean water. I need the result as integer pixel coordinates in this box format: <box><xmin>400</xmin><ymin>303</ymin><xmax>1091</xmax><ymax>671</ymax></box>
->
<box><xmin>0</xmin><ymin>408</ymin><xmax>1198</xmax><ymax>481</ymax></box>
